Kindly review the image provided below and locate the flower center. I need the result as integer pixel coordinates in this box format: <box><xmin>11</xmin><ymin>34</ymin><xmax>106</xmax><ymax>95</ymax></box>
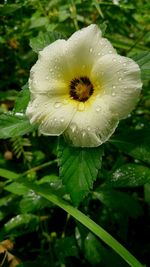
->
<box><xmin>69</xmin><ymin>76</ymin><xmax>94</xmax><ymax>102</ymax></box>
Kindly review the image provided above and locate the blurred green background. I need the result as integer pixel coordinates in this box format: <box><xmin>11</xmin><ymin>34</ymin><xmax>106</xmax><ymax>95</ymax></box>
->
<box><xmin>0</xmin><ymin>0</ymin><xmax>150</xmax><ymax>266</ymax></box>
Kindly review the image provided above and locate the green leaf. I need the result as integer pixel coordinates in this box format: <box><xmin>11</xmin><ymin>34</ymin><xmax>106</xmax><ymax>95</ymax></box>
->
<box><xmin>0</xmin><ymin>195</ymin><xmax>15</xmax><ymax>207</ymax></box>
<box><xmin>30</xmin><ymin>17</ymin><xmax>49</xmax><ymax>29</ymax></box>
<box><xmin>38</xmin><ymin>174</ymin><xmax>59</xmax><ymax>184</ymax></box>
<box><xmin>94</xmin><ymin>188</ymin><xmax>142</xmax><ymax>218</ymax></box>
<box><xmin>0</xmin><ymin>168</ymin><xmax>19</xmax><ymax>179</ymax></box>
<box><xmin>30</xmin><ymin>31</ymin><xmax>65</xmax><ymax>53</ymax></box>
<box><xmin>111</xmin><ymin>129</ymin><xmax>150</xmax><ymax>164</ymax></box>
<box><xmin>77</xmin><ymin>230</ymin><xmax>128</xmax><ymax>267</ymax></box>
<box><xmin>144</xmin><ymin>183</ymin><xmax>150</xmax><ymax>204</ymax></box>
<box><xmin>84</xmin><ymin>232</ymin><xmax>104</xmax><ymax>265</ymax></box>
<box><xmin>19</xmin><ymin>190</ymin><xmax>51</xmax><ymax>213</ymax></box>
<box><xmin>0</xmin><ymin>113</ymin><xmax>35</xmax><ymax>139</ymax></box>
<box><xmin>108</xmin><ymin>164</ymin><xmax>150</xmax><ymax>187</ymax></box>
<box><xmin>55</xmin><ymin>236</ymin><xmax>79</xmax><ymax>263</ymax></box>
<box><xmin>0</xmin><ymin>90</ymin><xmax>18</xmax><ymax>101</ymax></box>
<box><xmin>13</xmin><ymin>83</ymin><xmax>30</xmax><ymax>113</ymax></box>
<box><xmin>0</xmin><ymin>4</ymin><xmax>22</xmax><ymax>15</ymax></box>
<box><xmin>3</xmin><ymin>214</ymin><xmax>40</xmax><ymax>236</ymax></box>
<box><xmin>131</xmin><ymin>51</ymin><xmax>150</xmax><ymax>81</ymax></box>
<box><xmin>57</xmin><ymin>139</ymin><xmax>103</xmax><ymax>205</ymax></box>
<box><xmin>13</xmin><ymin>178</ymin><xmax>144</xmax><ymax>267</ymax></box>
<box><xmin>108</xmin><ymin>34</ymin><xmax>149</xmax><ymax>52</ymax></box>
<box><xmin>4</xmin><ymin>182</ymin><xmax>29</xmax><ymax>195</ymax></box>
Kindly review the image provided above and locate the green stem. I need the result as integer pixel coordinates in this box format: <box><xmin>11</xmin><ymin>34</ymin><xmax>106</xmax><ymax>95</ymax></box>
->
<box><xmin>22</xmin><ymin>159</ymin><xmax>58</xmax><ymax>176</ymax></box>
<box><xmin>18</xmin><ymin>179</ymin><xmax>143</xmax><ymax>267</ymax></box>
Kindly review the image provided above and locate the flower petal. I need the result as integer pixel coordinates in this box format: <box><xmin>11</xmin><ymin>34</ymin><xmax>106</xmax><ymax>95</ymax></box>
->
<box><xmin>91</xmin><ymin>54</ymin><xmax>142</xmax><ymax>118</ymax></box>
<box><xmin>29</xmin><ymin>39</ymin><xmax>71</xmax><ymax>96</ymax></box>
<box><xmin>65</xmin><ymin>24</ymin><xmax>117</xmax><ymax>78</ymax></box>
<box><xmin>26</xmin><ymin>94</ymin><xmax>76</xmax><ymax>135</ymax></box>
<box><xmin>64</xmin><ymin>98</ymin><xmax>119</xmax><ymax>147</ymax></box>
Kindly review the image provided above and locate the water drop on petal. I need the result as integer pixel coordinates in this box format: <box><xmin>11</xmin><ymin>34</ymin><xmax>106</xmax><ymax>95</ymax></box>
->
<box><xmin>78</xmin><ymin>102</ymin><xmax>85</xmax><ymax>111</ymax></box>
<box><xmin>96</xmin><ymin>105</ymin><xmax>101</xmax><ymax>112</ymax></box>
<box><xmin>54</xmin><ymin>102</ymin><xmax>62</xmax><ymax>108</ymax></box>
<box><xmin>70</xmin><ymin>123</ymin><xmax>76</xmax><ymax>133</ymax></box>
<box><xmin>82</xmin><ymin>130</ymin><xmax>86</xmax><ymax>137</ymax></box>
<box><xmin>112</xmin><ymin>92</ymin><xmax>116</xmax><ymax>97</ymax></box>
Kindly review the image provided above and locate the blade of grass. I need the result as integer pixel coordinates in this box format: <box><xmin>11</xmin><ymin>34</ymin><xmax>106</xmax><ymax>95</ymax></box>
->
<box><xmin>17</xmin><ymin>177</ymin><xmax>144</xmax><ymax>267</ymax></box>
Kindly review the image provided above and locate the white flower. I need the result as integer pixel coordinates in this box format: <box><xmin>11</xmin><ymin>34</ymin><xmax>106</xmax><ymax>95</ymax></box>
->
<box><xmin>26</xmin><ymin>24</ymin><xmax>142</xmax><ymax>147</ymax></box>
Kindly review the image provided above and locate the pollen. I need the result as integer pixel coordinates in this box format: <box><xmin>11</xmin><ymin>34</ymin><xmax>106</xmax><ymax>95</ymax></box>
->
<box><xmin>69</xmin><ymin>76</ymin><xmax>94</xmax><ymax>102</ymax></box>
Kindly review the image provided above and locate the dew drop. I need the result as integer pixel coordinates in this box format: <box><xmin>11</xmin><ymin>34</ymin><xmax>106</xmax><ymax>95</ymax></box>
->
<box><xmin>87</xmin><ymin>126</ymin><xmax>91</xmax><ymax>131</ymax></box>
<box><xmin>60</xmin><ymin>117</ymin><xmax>64</xmax><ymax>123</ymax></box>
<box><xmin>78</xmin><ymin>102</ymin><xmax>85</xmax><ymax>111</ymax></box>
<box><xmin>54</xmin><ymin>102</ymin><xmax>62</xmax><ymax>108</ymax></box>
<box><xmin>50</xmin><ymin>68</ymin><xmax>53</xmax><ymax>72</ymax></box>
<box><xmin>112</xmin><ymin>92</ymin><xmax>116</xmax><ymax>97</ymax></box>
<box><xmin>123</xmin><ymin>62</ymin><xmax>127</xmax><ymax>66</ymax></box>
<box><xmin>112</xmin><ymin>85</ymin><xmax>116</xmax><ymax>89</ymax></box>
<box><xmin>118</xmin><ymin>77</ymin><xmax>122</xmax><ymax>81</ymax></box>
<box><xmin>70</xmin><ymin>123</ymin><xmax>76</xmax><ymax>133</ymax></box>
<box><xmin>45</xmin><ymin>76</ymin><xmax>49</xmax><ymax>80</ymax></box>
<box><xmin>89</xmin><ymin>48</ymin><xmax>93</xmax><ymax>53</ymax></box>
<box><xmin>96</xmin><ymin>105</ymin><xmax>101</xmax><ymax>112</ymax></box>
<box><xmin>109</xmin><ymin>50</ymin><xmax>113</xmax><ymax>54</ymax></box>
<box><xmin>98</xmin><ymin>52</ymin><xmax>101</xmax><ymax>56</ymax></box>
<box><xmin>82</xmin><ymin>130</ymin><xmax>86</xmax><ymax>137</ymax></box>
<box><xmin>113</xmin><ymin>58</ymin><xmax>117</xmax><ymax>62</ymax></box>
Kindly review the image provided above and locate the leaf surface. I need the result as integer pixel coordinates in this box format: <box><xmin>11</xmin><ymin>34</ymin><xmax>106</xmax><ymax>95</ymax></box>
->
<box><xmin>58</xmin><ymin>139</ymin><xmax>103</xmax><ymax>205</ymax></box>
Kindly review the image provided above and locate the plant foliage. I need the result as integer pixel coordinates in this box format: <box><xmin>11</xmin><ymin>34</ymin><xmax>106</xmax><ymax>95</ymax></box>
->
<box><xmin>0</xmin><ymin>0</ymin><xmax>150</xmax><ymax>266</ymax></box>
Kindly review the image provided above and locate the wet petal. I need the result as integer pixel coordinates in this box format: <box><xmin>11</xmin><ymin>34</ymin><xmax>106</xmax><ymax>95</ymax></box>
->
<box><xmin>91</xmin><ymin>54</ymin><xmax>142</xmax><ymax>118</ymax></box>
<box><xmin>64</xmin><ymin>98</ymin><xmax>119</xmax><ymax>147</ymax></box>
<box><xmin>29</xmin><ymin>39</ymin><xmax>71</xmax><ymax>95</ymax></box>
<box><xmin>26</xmin><ymin>95</ymin><xmax>76</xmax><ymax>135</ymax></box>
